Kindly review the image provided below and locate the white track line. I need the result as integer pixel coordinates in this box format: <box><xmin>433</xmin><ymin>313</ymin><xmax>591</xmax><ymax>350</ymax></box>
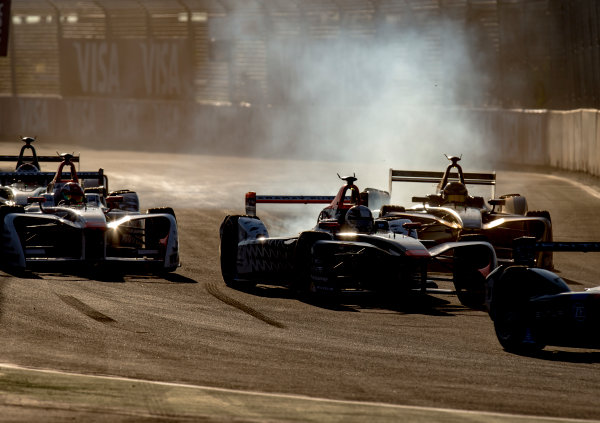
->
<box><xmin>545</xmin><ymin>174</ymin><xmax>600</xmax><ymax>200</ymax></box>
<box><xmin>0</xmin><ymin>362</ymin><xmax>596</xmax><ymax>423</ymax></box>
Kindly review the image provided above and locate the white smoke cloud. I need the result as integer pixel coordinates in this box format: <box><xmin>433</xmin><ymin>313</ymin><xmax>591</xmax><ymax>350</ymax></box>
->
<box><xmin>237</xmin><ymin>14</ymin><xmax>491</xmax><ymax>170</ymax></box>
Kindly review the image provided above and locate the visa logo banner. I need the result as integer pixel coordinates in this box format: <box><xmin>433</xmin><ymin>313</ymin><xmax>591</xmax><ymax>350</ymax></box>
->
<box><xmin>60</xmin><ymin>39</ymin><xmax>193</xmax><ymax>100</ymax></box>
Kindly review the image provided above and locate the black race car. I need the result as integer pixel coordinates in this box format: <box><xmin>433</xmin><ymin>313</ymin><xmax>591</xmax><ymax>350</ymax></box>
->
<box><xmin>486</xmin><ymin>237</ymin><xmax>600</xmax><ymax>353</ymax></box>
<box><xmin>220</xmin><ymin>175</ymin><xmax>497</xmax><ymax>307</ymax></box>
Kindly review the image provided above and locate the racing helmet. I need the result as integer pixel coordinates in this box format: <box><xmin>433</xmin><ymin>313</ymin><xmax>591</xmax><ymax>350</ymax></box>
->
<box><xmin>442</xmin><ymin>182</ymin><xmax>468</xmax><ymax>203</ymax></box>
<box><xmin>344</xmin><ymin>205</ymin><xmax>374</xmax><ymax>233</ymax></box>
<box><xmin>60</xmin><ymin>182</ymin><xmax>85</xmax><ymax>205</ymax></box>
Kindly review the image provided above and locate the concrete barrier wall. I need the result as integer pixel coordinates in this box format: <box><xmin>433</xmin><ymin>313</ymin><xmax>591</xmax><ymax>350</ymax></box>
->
<box><xmin>2</xmin><ymin>97</ymin><xmax>600</xmax><ymax>177</ymax></box>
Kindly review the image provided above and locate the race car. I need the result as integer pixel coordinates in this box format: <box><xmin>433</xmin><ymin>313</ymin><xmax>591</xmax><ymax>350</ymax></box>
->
<box><xmin>486</xmin><ymin>237</ymin><xmax>600</xmax><ymax>353</ymax></box>
<box><xmin>220</xmin><ymin>174</ymin><xmax>497</xmax><ymax>308</ymax></box>
<box><xmin>382</xmin><ymin>155</ymin><xmax>553</xmax><ymax>269</ymax></box>
<box><xmin>0</xmin><ymin>136</ymin><xmax>83</xmax><ymax>205</ymax></box>
<box><xmin>0</xmin><ymin>153</ymin><xmax>179</xmax><ymax>273</ymax></box>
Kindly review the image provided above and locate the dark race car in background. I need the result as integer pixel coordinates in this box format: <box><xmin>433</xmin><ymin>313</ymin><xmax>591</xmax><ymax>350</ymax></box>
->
<box><xmin>486</xmin><ymin>237</ymin><xmax>600</xmax><ymax>353</ymax></box>
<box><xmin>220</xmin><ymin>174</ymin><xmax>497</xmax><ymax>308</ymax></box>
<box><xmin>382</xmin><ymin>155</ymin><xmax>553</xmax><ymax>269</ymax></box>
<box><xmin>0</xmin><ymin>150</ymin><xmax>179</xmax><ymax>273</ymax></box>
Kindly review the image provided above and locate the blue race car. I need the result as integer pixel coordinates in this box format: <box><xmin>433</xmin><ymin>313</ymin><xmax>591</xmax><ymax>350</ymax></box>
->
<box><xmin>486</xmin><ymin>237</ymin><xmax>600</xmax><ymax>353</ymax></box>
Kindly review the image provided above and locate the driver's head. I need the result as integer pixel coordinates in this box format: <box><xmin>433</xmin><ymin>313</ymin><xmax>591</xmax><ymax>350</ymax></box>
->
<box><xmin>443</xmin><ymin>182</ymin><xmax>468</xmax><ymax>203</ymax></box>
<box><xmin>344</xmin><ymin>205</ymin><xmax>374</xmax><ymax>233</ymax></box>
<box><xmin>60</xmin><ymin>182</ymin><xmax>85</xmax><ymax>205</ymax></box>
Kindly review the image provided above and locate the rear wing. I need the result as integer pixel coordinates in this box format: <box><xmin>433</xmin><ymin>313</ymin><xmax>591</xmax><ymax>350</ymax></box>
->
<box><xmin>245</xmin><ymin>192</ymin><xmax>334</xmax><ymax>216</ymax></box>
<box><xmin>0</xmin><ymin>154</ymin><xmax>80</xmax><ymax>163</ymax></box>
<box><xmin>389</xmin><ymin>169</ymin><xmax>496</xmax><ymax>198</ymax></box>
<box><xmin>0</xmin><ymin>169</ymin><xmax>108</xmax><ymax>191</ymax></box>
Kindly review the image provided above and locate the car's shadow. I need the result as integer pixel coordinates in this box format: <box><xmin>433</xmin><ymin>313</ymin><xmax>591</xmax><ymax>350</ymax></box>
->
<box><xmin>513</xmin><ymin>348</ymin><xmax>600</xmax><ymax>363</ymax></box>
<box><xmin>241</xmin><ymin>284</ymin><xmax>474</xmax><ymax>316</ymax></box>
<box><xmin>0</xmin><ymin>263</ymin><xmax>197</xmax><ymax>284</ymax></box>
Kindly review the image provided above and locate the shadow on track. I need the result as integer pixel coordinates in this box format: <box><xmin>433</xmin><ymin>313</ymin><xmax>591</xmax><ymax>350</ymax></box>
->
<box><xmin>229</xmin><ymin>283</ymin><xmax>469</xmax><ymax>317</ymax></box>
<box><xmin>1</xmin><ymin>263</ymin><xmax>197</xmax><ymax>284</ymax></box>
<box><xmin>513</xmin><ymin>348</ymin><xmax>600</xmax><ymax>364</ymax></box>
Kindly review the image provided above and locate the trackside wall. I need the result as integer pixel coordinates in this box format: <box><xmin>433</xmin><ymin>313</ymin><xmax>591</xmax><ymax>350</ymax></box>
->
<box><xmin>480</xmin><ymin>108</ymin><xmax>600</xmax><ymax>175</ymax></box>
<box><xmin>1</xmin><ymin>95</ymin><xmax>599</xmax><ymax>176</ymax></box>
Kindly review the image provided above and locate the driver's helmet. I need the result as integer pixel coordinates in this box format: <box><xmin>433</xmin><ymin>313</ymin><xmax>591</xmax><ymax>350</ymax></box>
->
<box><xmin>344</xmin><ymin>205</ymin><xmax>374</xmax><ymax>233</ymax></box>
<box><xmin>443</xmin><ymin>181</ymin><xmax>468</xmax><ymax>203</ymax></box>
<box><xmin>60</xmin><ymin>182</ymin><xmax>85</xmax><ymax>205</ymax></box>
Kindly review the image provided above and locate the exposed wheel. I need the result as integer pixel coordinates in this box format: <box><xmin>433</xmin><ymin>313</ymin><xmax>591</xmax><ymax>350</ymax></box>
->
<box><xmin>488</xmin><ymin>266</ymin><xmax>560</xmax><ymax>353</ymax></box>
<box><xmin>292</xmin><ymin>231</ymin><xmax>332</xmax><ymax>295</ymax></box>
<box><xmin>219</xmin><ymin>215</ymin><xmax>254</xmax><ymax>289</ymax></box>
<box><xmin>493</xmin><ymin>300</ymin><xmax>544</xmax><ymax>353</ymax></box>
<box><xmin>526</xmin><ymin>210</ymin><xmax>553</xmax><ymax>269</ymax></box>
<box><xmin>453</xmin><ymin>244</ymin><xmax>492</xmax><ymax>309</ymax></box>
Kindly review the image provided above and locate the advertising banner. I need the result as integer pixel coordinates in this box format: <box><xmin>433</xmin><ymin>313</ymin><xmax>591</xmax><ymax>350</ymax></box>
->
<box><xmin>60</xmin><ymin>38</ymin><xmax>193</xmax><ymax>100</ymax></box>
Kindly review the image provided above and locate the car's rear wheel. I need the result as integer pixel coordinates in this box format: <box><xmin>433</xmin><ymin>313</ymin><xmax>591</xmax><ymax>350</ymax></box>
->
<box><xmin>292</xmin><ymin>231</ymin><xmax>333</xmax><ymax>296</ymax></box>
<box><xmin>219</xmin><ymin>215</ymin><xmax>254</xmax><ymax>289</ymax></box>
<box><xmin>526</xmin><ymin>210</ymin><xmax>553</xmax><ymax>269</ymax></box>
<box><xmin>453</xmin><ymin>243</ymin><xmax>491</xmax><ymax>309</ymax></box>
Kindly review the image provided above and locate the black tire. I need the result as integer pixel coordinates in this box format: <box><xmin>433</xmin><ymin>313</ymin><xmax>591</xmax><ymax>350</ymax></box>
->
<box><xmin>493</xmin><ymin>300</ymin><xmax>544</xmax><ymax>353</ymax></box>
<box><xmin>292</xmin><ymin>231</ymin><xmax>332</xmax><ymax>295</ymax></box>
<box><xmin>453</xmin><ymin>244</ymin><xmax>493</xmax><ymax>309</ymax></box>
<box><xmin>526</xmin><ymin>210</ymin><xmax>553</xmax><ymax>269</ymax></box>
<box><xmin>489</xmin><ymin>267</ymin><xmax>551</xmax><ymax>353</ymax></box>
<box><xmin>219</xmin><ymin>215</ymin><xmax>254</xmax><ymax>289</ymax></box>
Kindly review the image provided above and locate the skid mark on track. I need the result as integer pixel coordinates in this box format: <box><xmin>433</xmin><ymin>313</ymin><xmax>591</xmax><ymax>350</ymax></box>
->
<box><xmin>57</xmin><ymin>294</ymin><xmax>116</xmax><ymax>324</ymax></box>
<box><xmin>205</xmin><ymin>282</ymin><xmax>286</xmax><ymax>329</ymax></box>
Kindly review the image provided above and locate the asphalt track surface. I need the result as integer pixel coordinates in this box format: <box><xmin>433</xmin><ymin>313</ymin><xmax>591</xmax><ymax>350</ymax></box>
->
<box><xmin>1</xmin><ymin>144</ymin><xmax>600</xmax><ymax>422</ymax></box>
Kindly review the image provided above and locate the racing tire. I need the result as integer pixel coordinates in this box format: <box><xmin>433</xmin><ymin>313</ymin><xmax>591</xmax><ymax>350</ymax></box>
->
<box><xmin>453</xmin><ymin>244</ymin><xmax>493</xmax><ymax>309</ymax></box>
<box><xmin>292</xmin><ymin>231</ymin><xmax>333</xmax><ymax>297</ymax></box>
<box><xmin>489</xmin><ymin>267</ymin><xmax>550</xmax><ymax>353</ymax></box>
<box><xmin>493</xmin><ymin>300</ymin><xmax>545</xmax><ymax>354</ymax></box>
<box><xmin>526</xmin><ymin>210</ymin><xmax>553</xmax><ymax>269</ymax></box>
<box><xmin>219</xmin><ymin>215</ymin><xmax>255</xmax><ymax>289</ymax></box>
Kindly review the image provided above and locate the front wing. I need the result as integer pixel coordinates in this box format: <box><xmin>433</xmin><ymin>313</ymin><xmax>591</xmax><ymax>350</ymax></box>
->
<box><xmin>1</xmin><ymin>212</ymin><xmax>179</xmax><ymax>271</ymax></box>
